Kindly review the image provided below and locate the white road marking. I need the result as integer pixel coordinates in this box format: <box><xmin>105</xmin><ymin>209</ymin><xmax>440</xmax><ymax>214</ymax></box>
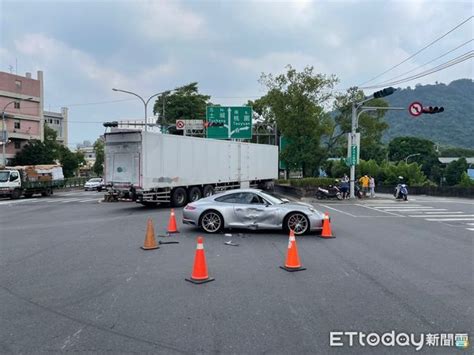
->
<box><xmin>467</xmin><ymin>223</ymin><xmax>474</xmax><ymax>225</ymax></box>
<box><xmin>59</xmin><ymin>198</ymin><xmax>85</xmax><ymax>203</ymax></box>
<box><xmin>45</xmin><ymin>199</ymin><xmax>69</xmax><ymax>203</ymax></box>
<box><xmin>79</xmin><ymin>199</ymin><xmax>100</xmax><ymax>203</ymax></box>
<box><xmin>423</xmin><ymin>211</ymin><xmax>463</xmax><ymax>214</ymax></box>
<box><xmin>467</xmin><ymin>228</ymin><xmax>474</xmax><ymax>231</ymax></box>
<box><xmin>318</xmin><ymin>204</ymin><xmax>358</xmax><ymax>217</ymax></box>
<box><xmin>0</xmin><ymin>198</ymin><xmax>39</xmax><ymax>205</ymax></box>
<box><xmin>374</xmin><ymin>208</ymin><xmax>445</xmax><ymax>212</ymax></box>
<box><xmin>425</xmin><ymin>218</ymin><xmax>474</xmax><ymax>222</ymax></box>
<box><xmin>410</xmin><ymin>215</ymin><xmax>474</xmax><ymax>218</ymax></box>
<box><xmin>367</xmin><ymin>205</ymin><xmax>424</xmax><ymax>208</ymax></box>
<box><xmin>355</xmin><ymin>204</ymin><xmax>405</xmax><ymax>217</ymax></box>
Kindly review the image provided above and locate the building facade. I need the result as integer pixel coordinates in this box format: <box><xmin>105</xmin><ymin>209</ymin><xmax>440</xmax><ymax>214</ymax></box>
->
<box><xmin>44</xmin><ymin>107</ymin><xmax>68</xmax><ymax>146</ymax></box>
<box><xmin>0</xmin><ymin>70</ymin><xmax>44</xmax><ymax>165</ymax></box>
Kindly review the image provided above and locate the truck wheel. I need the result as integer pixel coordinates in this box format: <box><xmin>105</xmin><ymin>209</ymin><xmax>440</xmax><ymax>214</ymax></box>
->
<box><xmin>188</xmin><ymin>187</ymin><xmax>202</xmax><ymax>202</ymax></box>
<box><xmin>41</xmin><ymin>189</ymin><xmax>52</xmax><ymax>197</ymax></box>
<box><xmin>10</xmin><ymin>189</ymin><xmax>22</xmax><ymax>199</ymax></box>
<box><xmin>24</xmin><ymin>193</ymin><xmax>33</xmax><ymax>198</ymax></box>
<box><xmin>202</xmin><ymin>185</ymin><xmax>214</xmax><ymax>198</ymax></box>
<box><xmin>171</xmin><ymin>187</ymin><xmax>187</xmax><ymax>207</ymax></box>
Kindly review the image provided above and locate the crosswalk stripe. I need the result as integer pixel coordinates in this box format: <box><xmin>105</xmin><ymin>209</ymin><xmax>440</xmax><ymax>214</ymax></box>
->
<box><xmin>59</xmin><ymin>198</ymin><xmax>83</xmax><ymax>203</ymax></box>
<box><xmin>467</xmin><ymin>228</ymin><xmax>474</xmax><ymax>231</ymax></box>
<box><xmin>423</xmin><ymin>211</ymin><xmax>463</xmax><ymax>214</ymax></box>
<box><xmin>467</xmin><ymin>223</ymin><xmax>474</xmax><ymax>225</ymax></box>
<box><xmin>425</xmin><ymin>218</ymin><xmax>474</xmax><ymax>221</ymax></box>
<box><xmin>368</xmin><ymin>205</ymin><xmax>424</xmax><ymax>208</ymax></box>
<box><xmin>410</xmin><ymin>215</ymin><xmax>474</xmax><ymax>218</ymax></box>
<box><xmin>376</xmin><ymin>209</ymin><xmax>440</xmax><ymax>212</ymax></box>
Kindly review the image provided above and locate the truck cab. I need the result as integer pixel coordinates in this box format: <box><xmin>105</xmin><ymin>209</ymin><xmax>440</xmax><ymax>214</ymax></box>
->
<box><xmin>0</xmin><ymin>169</ymin><xmax>22</xmax><ymax>199</ymax></box>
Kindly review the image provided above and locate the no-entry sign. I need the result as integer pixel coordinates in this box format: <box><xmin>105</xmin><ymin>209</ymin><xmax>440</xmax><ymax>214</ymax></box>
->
<box><xmin>408</xmin><ymin>102</ymin><xmax>423</xmax><ymax>117</ymax></box>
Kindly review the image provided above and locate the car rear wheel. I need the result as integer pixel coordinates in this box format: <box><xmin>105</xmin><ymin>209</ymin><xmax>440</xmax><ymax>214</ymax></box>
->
<box><xmin>200</xmin><ymin>210</ymin><xmax>223</xmax><ymax>233</ymax></box>
<box><xmin>284</xmin><ymin>212</ymin><xmax>309</xmax><ymax>235</ymax></box>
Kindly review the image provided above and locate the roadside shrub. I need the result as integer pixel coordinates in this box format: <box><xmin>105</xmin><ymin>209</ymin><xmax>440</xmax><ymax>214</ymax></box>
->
<box><xmin>458</xmin><ymin>172</ymin><xmax>474</xmax><ymax>187</ymax></box>
<box><xmin>289</xmin><ymin>177</ymin><xmax>337</xmax><ymax>187</ymax></box>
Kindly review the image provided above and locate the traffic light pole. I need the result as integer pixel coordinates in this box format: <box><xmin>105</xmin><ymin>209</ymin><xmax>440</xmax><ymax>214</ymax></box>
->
<box><xmin>349</xmin><ymin>103</ymin><xmax>404</xmax><ymax>199</ymax></box>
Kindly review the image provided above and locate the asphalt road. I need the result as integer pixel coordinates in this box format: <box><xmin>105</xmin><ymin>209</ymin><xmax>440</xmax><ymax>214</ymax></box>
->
<box><xmin>0</xmin><ymin>191</ymin><xmax>472</xmax><ymax>354</ymax></box>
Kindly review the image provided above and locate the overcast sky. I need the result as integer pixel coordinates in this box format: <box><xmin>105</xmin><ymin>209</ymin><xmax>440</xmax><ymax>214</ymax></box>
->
<box><xmin>0</xmin><ymin>0</ymin><xmax>472</xmax><ymax>147</ymax></box>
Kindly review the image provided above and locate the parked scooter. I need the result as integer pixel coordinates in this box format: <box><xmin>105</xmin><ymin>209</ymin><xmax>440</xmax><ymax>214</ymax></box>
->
<box><xmin>316</xmin><ymin>185</ymin><xmax>343</xmax><ymax>200</ymax></box>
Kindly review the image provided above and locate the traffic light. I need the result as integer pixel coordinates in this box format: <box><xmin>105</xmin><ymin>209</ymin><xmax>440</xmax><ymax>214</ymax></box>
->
<box><xmin>422</xmin><ymin>106</ymin><xmax>444</xmax><ymax>114</ymax></box>
<box><xmin>205</xmin><ymin>121</ymin><xmax>224</xmax><ymax>128</ymax></box>
<box><xmin>103</xmin><ymin>121</ymin><xmax>118</xmax><ymax>127</ymax></box>
<box><xmin>373</xmin><ymin>87</ymin><xmax>396</xmax><ymax>99</ymax></box>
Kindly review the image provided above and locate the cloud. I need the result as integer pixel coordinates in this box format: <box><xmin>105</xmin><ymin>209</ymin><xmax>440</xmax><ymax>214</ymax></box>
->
<box><xmin>136</xmin><ymin>0</ymin><xmax>207</xmax><ymax>41</ymax></box>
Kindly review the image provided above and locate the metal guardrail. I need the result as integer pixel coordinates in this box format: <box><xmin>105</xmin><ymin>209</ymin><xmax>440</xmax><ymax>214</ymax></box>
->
<box><xmin>59</xmin><ymin>177</ymin><xmax>87</xmax><ymax>188</ymax></box>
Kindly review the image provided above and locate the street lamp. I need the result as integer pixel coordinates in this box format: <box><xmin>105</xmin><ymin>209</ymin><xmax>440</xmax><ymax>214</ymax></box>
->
<box><xmin>112</xmin><ymin>88</ymin><xmax>171</xmax><ymax>132</ymax></box>
<box><xmin>2</xmin><ymin>97</ymin><xmax>33</xmax><ymax>166</ymax></box>
<box><xmin>405</xmin><ymin>153</ymin><xmax>421</xmax><ymax>164</ymax></box>
<box><xmin>349</xmin><ymin>87</ymin><xmax>399</xmax><ymax>198</ymax></box>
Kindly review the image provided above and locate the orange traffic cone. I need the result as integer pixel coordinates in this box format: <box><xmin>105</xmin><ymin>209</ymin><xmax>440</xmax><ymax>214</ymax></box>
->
<box><xmin>280</xmin><ymin>230</ymin><xmax>306</xmax><ymax>272</ymax></box>
<box><xmin>141</xmin><ymin>218</ymin><xmax>159</xmax><ymax>250</ymax></box>
<box><xmin>167</xmin><ymin>209</ymin><xmax>179</xmax><ymax>234</ymax></box>
<box><xmin>185</xmin><ymin>236</ymin><xmax>215</xmax><ymax>284</ymax></box>
<box><xmin>319</xmin><ymin>212</ymin><xmax>335</xmax><ymax>238</ymax></box>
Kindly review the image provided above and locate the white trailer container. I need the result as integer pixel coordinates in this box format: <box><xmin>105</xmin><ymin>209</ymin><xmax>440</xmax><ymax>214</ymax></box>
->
<box><xmin>104</xmin><ymin>130</ymin><xmax>278</xmax><ymax>206</ymax></box>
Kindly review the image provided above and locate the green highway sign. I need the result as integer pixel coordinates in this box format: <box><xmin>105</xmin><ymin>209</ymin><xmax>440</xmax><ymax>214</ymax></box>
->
<box><xmin>206</xmin><ymin>106</ymin><xmax>252</xmax><ymax>139</ymax></box>
<box><xmin>350</xmin><ymin>145</ymin><xmax>358</xmax><ymax>166</ymax></box>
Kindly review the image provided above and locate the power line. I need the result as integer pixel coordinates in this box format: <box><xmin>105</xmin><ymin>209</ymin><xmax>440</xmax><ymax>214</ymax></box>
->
<box><xmin>361</xmin><ymin>50</ymin><xmax>473</xmax><ymax>89</ymax></box>
<box><xmin>358</xmin><ymin>15</ymin><xmax>473</xmax><ymax>87</ymax></box>
<box><xmin>363</xmin><ymin>39</ymin><xmax>473</xmax><ymax>88</ymax></box>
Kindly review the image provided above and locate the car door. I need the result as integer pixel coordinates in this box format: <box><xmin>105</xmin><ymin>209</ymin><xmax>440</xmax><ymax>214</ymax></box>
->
<box><xmin>233</xmin><ymin>192</ymin><xmax>279</xmax><ymax>229</ymax></box>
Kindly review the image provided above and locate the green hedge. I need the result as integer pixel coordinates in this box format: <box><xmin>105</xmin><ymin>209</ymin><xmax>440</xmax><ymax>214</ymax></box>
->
<box><xmin>278</xmin><ymin>177</ymin><xmax>338</xmax><ymax>187</ymax></box>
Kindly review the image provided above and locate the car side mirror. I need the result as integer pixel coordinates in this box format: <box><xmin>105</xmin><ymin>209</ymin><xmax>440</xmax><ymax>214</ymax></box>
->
<box><xmin>281</xmin><ymin>198</ymin><xmax>289</xmax><ymax>203</ymax></box>
<box><xmin>10</xmin><ymin>175</ymin><xmax>17</xmax><ymax>182</ymax></box>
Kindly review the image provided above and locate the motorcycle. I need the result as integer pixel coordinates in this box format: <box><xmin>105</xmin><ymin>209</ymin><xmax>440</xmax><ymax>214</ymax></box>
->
<box><xmin>316</xmin><ymin>185</ymin><xmax>343</xmax><ymax>200</ymax></box>
<box><xmin>394</xmin><ymin>183</ymin><xmax>408</xmax><ymax>201</ymax></box>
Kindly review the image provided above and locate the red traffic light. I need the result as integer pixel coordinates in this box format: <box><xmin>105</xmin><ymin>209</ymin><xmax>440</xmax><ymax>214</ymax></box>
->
<box><xmin>422</xmin><ymin>106</ymin><xmax>444</xmax><ymax>114</ymax></box>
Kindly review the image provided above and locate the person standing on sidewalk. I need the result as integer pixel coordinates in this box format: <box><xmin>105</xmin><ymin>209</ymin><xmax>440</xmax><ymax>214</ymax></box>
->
<box><xmin>359</xmin><ymin>175</ymin><xmax>370</xmax><ymax>197</ymax></box>
<box><xmin>369</xmin><ymin>176</ymin><xmax>375</xmax><ymax>198</ymax></box>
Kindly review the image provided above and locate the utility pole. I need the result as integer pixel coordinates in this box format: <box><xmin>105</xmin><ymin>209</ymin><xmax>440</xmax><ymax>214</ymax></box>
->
<box><xmin>349</xmin><ymin>87</ymin><xmax>401</xmax><ymax>198</ymax></box>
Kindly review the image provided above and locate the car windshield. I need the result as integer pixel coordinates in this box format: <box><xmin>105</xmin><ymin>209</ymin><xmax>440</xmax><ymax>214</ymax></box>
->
<box><xmin>89</xmin><ymin>178</ymin><xmax>102</xmax><ymax>182</ymax></box>
<box><xmin>0</xmin><ymin>171</ymin><xmax>10</xmax><ymax>182</ymax></box>
<box><xmin>258</xmin><ymin>191</ymin><xmax>286</xmax><ymax>205</ymax></box>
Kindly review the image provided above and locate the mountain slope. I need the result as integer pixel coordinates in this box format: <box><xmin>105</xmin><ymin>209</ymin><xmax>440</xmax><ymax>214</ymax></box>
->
<box><xmin>381</xmin><ymin>79</ymin><xmax>473</xmax><ymax>148</ymax></box>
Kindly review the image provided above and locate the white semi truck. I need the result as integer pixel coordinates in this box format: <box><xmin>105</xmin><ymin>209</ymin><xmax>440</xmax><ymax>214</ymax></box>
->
<box><xmin>104</xmin><ymin>130</ymin><xmax>278</xmax><ymax>206</ymax></box>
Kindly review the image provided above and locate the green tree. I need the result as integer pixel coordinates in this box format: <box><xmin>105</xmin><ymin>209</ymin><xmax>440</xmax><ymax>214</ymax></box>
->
<box><xmin>93</xmin><ymin>138</ymin><xmax>105</xmax><ymax>176</ymax></box>
<box><xmin>439</xmin><ymin>146</ymin><xmax>474</xmax><ymax>157</ymax></box>
<box><xmin>12</xmin><ymin>140</ymin><xmax>55</xmax><ymax>165</ymax></box>
<box><xmin>458</xmin><ymin>172</ymin><xmax>474</xmax><ymax>187</ymax></box>
<box><xmin>445</xmin><ymin>158</ymin><xmax>468</xmax><ymax>186</ymax></box>
<box><xmin>388</xmin><ymin>136</ymin><xmax>440</xmax><ymax>180</ymax></box>
<box><xmin>58</xmin><ymin>146</ymin><xmax>84</xmax><ymax>178</ymax></box>
<box><xmin>152</xmin><ymin>82</ymin><xmax>211</xmax><ymax>129</ymax></box>
<box><xmin>13</xmin><ymin>124</ymin><xmax>85</xmax><ymax>178</ymax></box>
<box><xmin>258</xmin><ymin>65</ymin><xmax>338</xmax><ymax>176</ymax></box>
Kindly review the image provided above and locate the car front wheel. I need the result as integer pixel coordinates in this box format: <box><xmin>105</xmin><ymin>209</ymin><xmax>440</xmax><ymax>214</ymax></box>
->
<box><xmin>285</xmin><ymin>212</ymin><xmax>309</xmax><ymax>235</ymax></box>
<box><xmin>200</xmin><ymin>210</ymin><xmax>223</xmax><ymax>233</ymax></box>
